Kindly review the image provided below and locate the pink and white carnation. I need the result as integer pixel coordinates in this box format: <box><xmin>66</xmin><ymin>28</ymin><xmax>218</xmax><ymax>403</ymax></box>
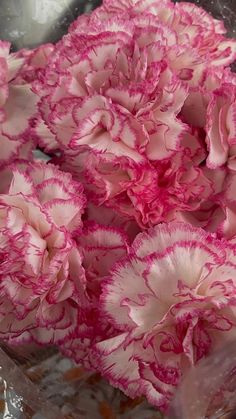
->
<box><xmin>34</xmin><ymin>0</ymin><xmax>236</xmax><ymax>230</ymax></box>
<box><xmin>60</xmin><ymin>221</ymin><xmax>129</xmax><ymax>367</ymax></box>
<box><xmin>72</xmin><ymin>0</ymin><xmax>236</xmax><ymax>76</ymax></box>
<box><xmin>55</xmin><ymin>123</ymin><xmax>217</xmax><ymax>229</ymax></box>
<box><xmin>94</xmin><ymin>223</ymin><xmax>236</xmax><ymax>410</ymax></box>
<box><xmin>0</xmin><ymin>161</ymin><xmax>87</xmax><ymax>344</ymax></box>
<box><xmin>0</xmin><ymin>0</ymin><xmax>236</xmax><ymax>411</ymax></box>
<box><xmin>36</xmin><ymin>31</ymin><xmax>212</xmax><ymax>228</ymax></box>
<box><xmin>38</xmin><ymin>19</ymin><xmax>188</xmax><ymax>153</ymax></box>
<box><xmin>0</xmin><ymin>41</ymin><xmax>39</xmax><ymax>168</ymax></box>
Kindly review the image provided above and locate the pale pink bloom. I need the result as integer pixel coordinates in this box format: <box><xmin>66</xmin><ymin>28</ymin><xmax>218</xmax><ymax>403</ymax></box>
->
<box><xmin>35</xmin><ymin>0</ymin><xmax>234</xmax><ymax>231</ymax></box>
<box><xmin>38</xmin><ymin>22</ymin><xmax>188</xmax><ymax>157</ymax></box>
<box><xmin>174</xmin><ymin>2</ymin><xmax>236</xmax><ymax>66</ymax></box>
<box><xmin>206</xmin><ymin>84</ymin><xmax>236</xmax><ymax>170</ymax></box>
<box><xmin>0</xmin><ymin>162</ymin><xmax>87</xmax><ymax>344</ymax></box>
<box><xmin>93</xmin><ymin>0</ymin><xmax>236</xmax><ymax>69</ymax></box>
<box><xmin>35</xmin><ymin>3</ymin><xmax>195</xmax><ymax>158</ymax></box>
<box><xmin>60</xmin><ymin>222</ymin><xmax>129</xmax><ymax>366</ymax></box>
<box><xmin>94</xmin><ymin>223</ymin><xmax>236</xmax><ymax>410</ymax></box>
<box><xmin>0</xmin><ymin>41</ymin><xmax>38</xmax><ymax>168</ymax></box>
<box><xmin>69</xmin><ymin>12</ymin><xmax>205</xmax><ymax>88</ymax></box>
<box><xmin>31</xmin><ymin>0</ymin><xmax>234</xmax><ymax>237</ymax></box>
<box><xmin>68</xmin><ymin>1</ymin><xmax>236</xmax><ymax>94</ymax></box>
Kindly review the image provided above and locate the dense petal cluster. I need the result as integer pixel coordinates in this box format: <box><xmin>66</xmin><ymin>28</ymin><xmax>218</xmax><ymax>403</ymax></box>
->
<box><xmin>34</xmin><ymin>0</ymin><xmax>236</xmax><ymax>230</ymax></box>
<box><xmin>0</xmin><ymin>162</ymin><xmax>87</xmax><ymax>344</ymax></box>
<box><xmin>1</xmin><ymin>0</ymin><xmax>236</xmax><ymax>413</ymax></box>
<box><xmin>94</xmin><ymin>223</ymin><xmax>236</xmax><ymax>409</ymax></box>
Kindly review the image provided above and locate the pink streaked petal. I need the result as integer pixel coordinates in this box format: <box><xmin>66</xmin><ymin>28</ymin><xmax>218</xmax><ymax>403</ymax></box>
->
<box><xmin>8</xmin><ymin>168</ymin><xmax>34</xmax><ymax>195</ymax></box>
<box><xmin>24</xmin><ymin>224</ymin><xmax>47</xmax><ymax>275</ymax></box>
<box><xmin>2</xmin><ymin>85</ymin><xmax>37</xmax><ymax>137</ymax></box>
<box><xmin>102</xmin><ymin>258</ymin><xmax>151</xmax><ymax>329</ymax></box>
<box><xmin>80</xmin><ymin>221</ymin><xmax>129</xmax><ymax>249</ymax></box>
<box><xmin>0</xmin><ymin>160</ymin><xmax>87</xmax><ymax>344</ymax></box>
<box><xmin>132</xmin><ymin>222</ymin><xmax>225</xmax><ymax>261</ymax></box>
<box><xmin>33</xmin><ymin>119</ymin><xmax>58</xmax><ymax>152</ymax></box>
<box><xmin>44</xmin><ymin>199</ymin><xmax>85</xmax><ymax>231</ymax></box>
<box><xmin>95</xmin><ymin>335</ymin><xmax>144</xmax><ymax>394</ymax></box>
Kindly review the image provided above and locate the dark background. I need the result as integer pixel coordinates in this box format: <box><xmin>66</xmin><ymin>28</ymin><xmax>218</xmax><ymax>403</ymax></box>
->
<box><xmin>0</xmin><ymin>0</ymin><xmax>235</xmax><ymax>51</ymax></box>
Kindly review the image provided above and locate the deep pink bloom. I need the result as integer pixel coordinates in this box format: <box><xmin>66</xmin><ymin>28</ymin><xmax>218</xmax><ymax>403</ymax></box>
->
<box><xmin>94</xmin><ymin>223</ymin><xmax>236</xmax><ymax>410</ymax></box>
<box><xmin>0</xmin><ymin>162</ymin><xmax>87</xmax><ymax>344</ymax></box>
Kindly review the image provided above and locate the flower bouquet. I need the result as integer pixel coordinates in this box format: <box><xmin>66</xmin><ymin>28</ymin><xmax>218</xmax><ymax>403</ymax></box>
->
<box><xmin>0</xmin><ymin>0</ymin><xmax>236</xmax><ymax>417</ymax></box>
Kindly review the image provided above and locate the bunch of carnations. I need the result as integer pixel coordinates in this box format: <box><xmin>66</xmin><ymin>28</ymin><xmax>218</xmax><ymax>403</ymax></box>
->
<box><xmin>1</xmin><ymin>0</ymin><xmax>236</xmax><ymax>412</ymax></box>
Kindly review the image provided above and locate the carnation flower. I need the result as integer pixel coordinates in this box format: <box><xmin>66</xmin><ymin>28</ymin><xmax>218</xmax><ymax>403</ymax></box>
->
<box><xmin>56</xmin><ymin>125</ymin><xmax>216</xmax><ymax>229</ymax></box>
<box><xmin>35</xmin><ymin>0</ymin><xmax>236</xmax><ymax>230</ymax></box>
<box><xmin>94</xmin><ymin>223</ymin><xmax>236</xmax><ymax>410</ymax></box>
<box><xmin>0</xmin><ymin>162</ymin><xmax>87</xmax><ymax>344</ymax></box>
<box><xmin>60</xmin><ymin>222</ymin><xmax>129</xmax><ymax>367</ymax></box>
<box><xmin>38</xmin><ymin>21</ymin><xmax>188</xmax><ymax>155</ymax></box>
<box><xmin>92</xmin><ymin>0</ymin><xmax>236</xmax><ymax>68</ymax></box>
<box><xmin>0</xmin><ymin>41</ymin><xmax>39</xmax><ymax>168</ymax></box>
<box><xmin>38</xmin><ymin>37</ymin><xmax>213</xmax><ymax>228</ymax></box>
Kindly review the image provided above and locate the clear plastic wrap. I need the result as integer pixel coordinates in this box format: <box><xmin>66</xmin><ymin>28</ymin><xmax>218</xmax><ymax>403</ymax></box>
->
<box><xmin>0</xmin><ymin>349</ymin><xmax>61</xmax><ymax>418</ymax></box>
<box><xmin>0</xmin><ymin>345</ymin><xmax>162</xmax><ymax>418</ymax></box>
<box><xmin>167</xmin><ymin>341</ymin><xmax>236</xmax><ymax>419</ymax></box>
